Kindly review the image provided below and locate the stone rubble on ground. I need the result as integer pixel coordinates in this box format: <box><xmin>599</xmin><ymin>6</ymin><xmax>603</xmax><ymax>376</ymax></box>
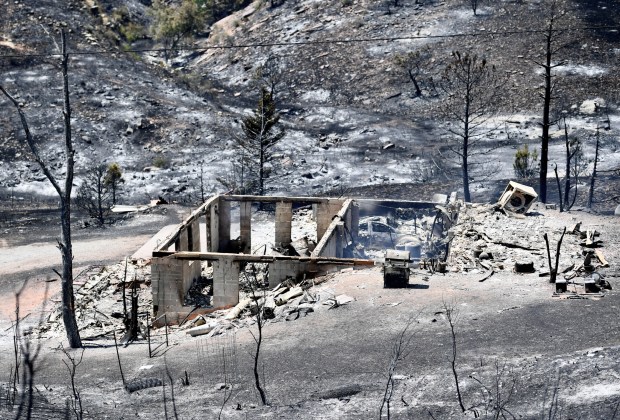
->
<box><xmin>38</xmin><ymin>259</ymin><xmax>152</xmax><ymax>341</ymax></box>
<box><xmin>185</xmin><ymin>272</ymin><xmax>354</xmax><ymax>338</ymax></box>
<box><xmin>447</xmin><ymin>202</ymin><xmax>612</xmax><ymax>296</ymax></box>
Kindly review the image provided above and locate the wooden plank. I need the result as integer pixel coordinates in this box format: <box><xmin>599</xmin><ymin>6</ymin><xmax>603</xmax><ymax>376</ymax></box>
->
<box><xmin>164</xmin><ymin>251</ymin><xmax>375</xmax><ymax>266</ymax></box>
<box><xmin>595</xmin><ymin>249</ymin><xmax>609</xmax><ymax>267</ymax></box>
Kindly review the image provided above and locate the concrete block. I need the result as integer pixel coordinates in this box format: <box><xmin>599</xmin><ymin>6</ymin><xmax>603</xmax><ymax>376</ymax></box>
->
<box><xmin>212</xmin><ymin>257</ymin><xmax>240</xmax><ymax>307</ymax></box>
<box><xmin>275</xmin><ymin>201</ymin><xmax>293</xmax><ymax>246</ymax></box>
<box><xmin>240</xmin><ymin>201</ymin><xmax>252</xmax><ymax>254</ymax></box>
<box><xmin>218</xmin><ymin>198</ymin><xmax>231</xmax><ymax>251</ymax></box>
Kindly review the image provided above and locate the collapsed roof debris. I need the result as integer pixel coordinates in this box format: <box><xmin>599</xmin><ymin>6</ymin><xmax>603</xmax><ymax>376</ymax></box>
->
<box><xmin>448</xmin><ymin>202</ymin><xmax>612</xmax><ymax>297</ymax></box>
<box><xmin>185</xmin><ymin>264</ymin><xmax>354</xmax><ymax>338</ymax></box>
<box><xmin>39</xmin><ymin>260</ymin><xmax>152</xmax><ymax>341</ymax></box>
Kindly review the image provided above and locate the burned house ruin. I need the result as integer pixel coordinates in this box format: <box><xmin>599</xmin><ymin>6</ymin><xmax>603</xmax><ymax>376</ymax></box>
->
<box><xmin>151</xmin><ymin>194</ymin><xmax>457</xmax><ymax>324</ymax></box>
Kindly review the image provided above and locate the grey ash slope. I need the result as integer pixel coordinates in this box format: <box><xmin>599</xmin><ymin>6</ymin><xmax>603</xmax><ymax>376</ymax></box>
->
<box><xmin>1</xmin><ymin>0</ymin><xmax>619</xmax><ymax>203</ymax></box>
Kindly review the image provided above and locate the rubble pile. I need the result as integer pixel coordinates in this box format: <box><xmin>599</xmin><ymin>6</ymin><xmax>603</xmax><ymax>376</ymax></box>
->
<box><xmin>448</xmin><ymin>203</ymin><xmax>612</xmax><ymax>295</ymax></box>
<box><xmin>35</xmin><ymin>256</ymin><xmax>352</xmax><ymax>346</ymax></box>
<box><xmin>185</xmin><ymin>271</ymin><xmax>353</xmax><ymax>338</ymax></box>
<box><xmin>39</xmin><ymin>260</ymin><xmax>152</xmax><ymax>340</ymax></box>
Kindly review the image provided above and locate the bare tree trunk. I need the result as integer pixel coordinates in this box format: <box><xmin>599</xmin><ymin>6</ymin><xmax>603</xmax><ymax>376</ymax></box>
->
<box><xmin>588</xmin><ymin>127</ymin><xmax>600</xmax><ymax>209</ymax></box>
<box><xmin>540</xmin><ymin>30</ymin><xmax>552</xmax><ymax>204</ymax></box>
<box><xmin>444</xmin><ymin>301</ymin><xmax>466</xmax><ymax>413</ymax></box>
<box><xmin>259</xmin><ymin>146</ymin><xmax>265</xmax><ymax>197</ymax></box>
<box><xmin>253</xmin><ymin>318</ymin><xmax>267</xmax><ymax>405</ymax></box>
<box><xmin>462</xmin><ymin>138</ymin><xmax>471</xmax><ymax>202</ymax></box>
<box><xmin>60</xmin><ymin>31</ymin><xmax>82</xmax><ymax>348</ymax></box>
<box><xmin>462</xmin><ymin>90</ymin><xmax>471</xmax><ymax>202</ymax></box>
<box><xmin>544</xmin><ymin>227</ymin><xmax>566</xmax><ymax>283</ymax></box>
<box><xmin>563</xmin><ymin>122</ymin><xmax>571</xmax><ymax>206</ymax></box>
<box><xmin>538</xmin><ymin>1</ymin><xmax>563</xmax><ymax>204</ymax></box>
<box><xmin>554</xmin><ymin>164</ymin><xmax>563</xmax><ymax>212</ymax></box>
<box><xmin>248</xmin><ymin>268</ymin><xmax>267</xmax><ymax>405</ymax></box>
<box><xmin>407</xmin><ymin>70</ymin><xmax>422</xmax><ymax>97</ymax></box>
<box><xmin>60</xmin><ymin>198</ymin><xmax>81</xmax><ymax>348</ymax></box>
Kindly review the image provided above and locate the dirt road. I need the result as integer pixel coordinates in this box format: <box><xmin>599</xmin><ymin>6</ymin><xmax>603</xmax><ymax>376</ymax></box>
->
<box><xmin>0</xmin><ymin>205</ymin><xmax>186</xmax><ymax>324</ymax></box>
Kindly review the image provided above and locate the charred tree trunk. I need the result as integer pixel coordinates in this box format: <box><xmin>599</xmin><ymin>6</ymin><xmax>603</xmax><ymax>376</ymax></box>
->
<box><xmin>407</xmin><ymin>69</ymin><xmax>422</xmax><ymax>97</ymax></box>
<box><xmin>563</xmin><ymin>122</ymin><xmax>571</xmax><ymax>207</ymax></box>
<box><xmin>554</xmin><ymin>164</ymin><xmax>563</xmax><ymax>212</ymax></box>
<box><xmin>0</xmin><ymin>31</ymin><xmax>81</xmax><ymax>348</ymax></box>
<box><xmin>60</xmin><ymin>198</ymin><xmax>81</xmax><ymax>348</ymax></box>
<box><xmin>538</xmin><ymin>1</ymin><xmax>564</xmax><ymax>204</ymax></box>
<box><xmin>60</xmin><ymin>31</ymin><xmax>82</xmax><ymax>348</ymax></box>
<box><xmin>462</xmin><ymin>141</ymin><xmax>470</xmax><ymax>203</ymax></box>
<box><xmin>462</xmin><ymin>82</ymin><xmax>472</xmax><ymax>203</ymax></box>
<box><xmin>588</xmin><ymin>128</ymin><xmax>600</xmax><ymax>209</ymax></box>
<box><xmin>540</xmin><ymin>31</ymin><xmax>552</xmax><ymax>204</ymax></box>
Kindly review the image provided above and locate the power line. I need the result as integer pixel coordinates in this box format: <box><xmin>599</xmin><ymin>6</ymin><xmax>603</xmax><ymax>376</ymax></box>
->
<box><xmin>1</xmin><ymin>25</ymin><xmax>619</xmax><ymax>60</ymax></box>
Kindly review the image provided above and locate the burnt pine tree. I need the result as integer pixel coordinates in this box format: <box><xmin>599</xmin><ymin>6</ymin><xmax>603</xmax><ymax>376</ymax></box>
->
<box><xmin>238</xmin><ymin>87</ymin><xmax>285</xmax><ymax>196</ymax></box>
<box><xmin>535</xmin><ymin>0</ymin><xmax>572</xmax><ymax>203</ymax></box>
<box><xmin>394</xmin><ymin>47</ymin><xmax>436</xmax><ymax>98</ymax></box>
<box><xmin>0</xmin><ymin>31</ymin><xmax>82</xmax><ymax>348</ymax></box>
<box><xmin>76</xmin><ymin>164</ymin><xmax>112</xmax><ymax>226</ymax></box>
<box><xmin>439</xmin><ymin>51</ymin><xmax>503</xmax><ymax>202</ymax></box>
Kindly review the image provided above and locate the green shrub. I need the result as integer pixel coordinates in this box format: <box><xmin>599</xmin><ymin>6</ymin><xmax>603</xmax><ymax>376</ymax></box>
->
<box><xmin>153</xmin><ymin>156</ymin><xmax>168</xmax><ymax>169</ymax></box>
<box><xmin>120</xmin><ymin>22</ymin><xmax>145</xmax><ymax>43</ymax></box>
<box><xmin>513</xmin><ymin>144</ymin><xmax>539</xmax><ymax>178</ymax></box>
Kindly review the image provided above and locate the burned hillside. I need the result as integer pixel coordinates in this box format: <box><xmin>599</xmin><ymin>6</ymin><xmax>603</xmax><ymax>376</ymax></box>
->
<box><xmin>1</xmin><ymin>0</ymin><xmax>620</xmax><ymax>206</ymax></box>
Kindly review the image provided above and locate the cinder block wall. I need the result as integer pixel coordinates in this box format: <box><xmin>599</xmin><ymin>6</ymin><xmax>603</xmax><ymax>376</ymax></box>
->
<box><xmin>268</xmin><ymin>260</ymin><xmax>307</xmax><ymax>287</ymax></box>
<box><xmin>212</xmin><ymin>256</ymin><xmax>240</xmax><ymax>307</ymax></box>
<box><xmin>152</xmin><ymin>257</ymin><xmax>185</xmax><ymax>316</ymax></box>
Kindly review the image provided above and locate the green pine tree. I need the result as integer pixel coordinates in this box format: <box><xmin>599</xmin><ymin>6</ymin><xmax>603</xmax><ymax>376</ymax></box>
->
<box><xmin>238</xmin><ymin>87</ymin><xmax>285</xmax><ymax>196</ymax></box>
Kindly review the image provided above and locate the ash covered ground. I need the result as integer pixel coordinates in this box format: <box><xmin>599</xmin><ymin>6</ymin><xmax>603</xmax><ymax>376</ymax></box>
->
<box><xmin>1</xmin><ymin>201</ymin><xmax>620</xmax><ymax>418</ymax></box>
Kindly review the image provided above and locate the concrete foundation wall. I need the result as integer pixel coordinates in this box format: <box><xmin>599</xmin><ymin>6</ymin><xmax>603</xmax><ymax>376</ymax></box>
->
<box><xmin>268</xmin><ymin>260</ymin><xmax>307</xmax><ymax>288</ymax></box>
<box><xmin>152</xmin><ymin>257</ymin><xmax>203</xmax><ymax>316</ymax></box>
<box><xmin>316</xmin><ymin>199</ymin><xmax>346</xmax><ymax>240</ymax></box>
<box><xmin>190</xmin><ymin>219</ymin><xmax>200</xmax><ymax>252</ymax></box>
<box><xmin>218</xmin><ymin>198</ymin><xmax>231</xmax><ymax>251</ymax></box>
<box><xmin>313</xmin><ymin>200</ymin><xmax>354</xmax><ymax>258</ymax></box>
<box><xmin>212</xmin><ymin>256</ymin><xmax>240</xmax><ymax>307</ymax></box>
<box><xmin>152</xmin><ymin>257</ymin><xmax>185</xmax><ymax>315</ymax></box>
